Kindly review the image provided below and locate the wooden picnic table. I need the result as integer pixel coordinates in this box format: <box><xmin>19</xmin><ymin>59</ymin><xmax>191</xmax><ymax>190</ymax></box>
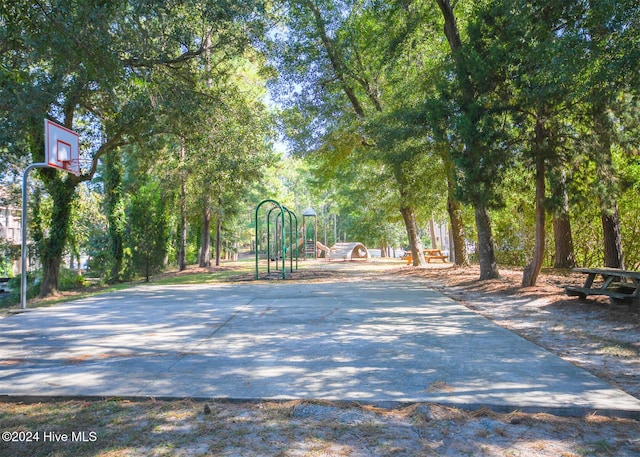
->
<box><xmin>403</xmin><ymin>249</ymin><xmax>448</xmax><ymax>265</ymax></box>
<box><xmin>423</xmin><ymin>249</ymin><xmax>448</xmax><ymax>263</ymax></box>
<box><xmin>565</xmin><ymin>267</ymin><xmax>640</xmax><ymax>305</ymax></box>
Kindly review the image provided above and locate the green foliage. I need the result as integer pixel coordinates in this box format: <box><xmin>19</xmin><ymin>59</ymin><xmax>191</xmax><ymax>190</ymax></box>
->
<box><xmin>0</xmin><ymin>273</ymin><xmax>39</xmax><ymax>308</ymax></box>
<box><xmin>125</xmin><ymin>180</ymin><xmax>170</xmax><ymax>282</ymax></box>
<box><xmin>0</xmin><ymin>240</ymin><xmax>19</xmax><ymax>277</ymax></box>
<box><xmin>2</xmin><ymin>0</ymin><xmax>639</xmax><ymax>285</ymax></box>
<box><xmin>490</xmin><ymin>166</ymin><xmax>535</xmax><ymax>265</ymax></box>
<box><xmin>85</xmin><ymin>229</ymin><xmax>110</xmax><ymax>279</ymax></box>
<box><xmin>1</xmin><ymin>0</ymin><xmax>270</xmax><ymax>295</ymax></box>
<box><xmin>616</xmin><ymin>149</ymin><xmax>640</xmax><ymax>269</ymax></box>
<box><xmin>57</xmin><ymin>268</ymin><xmax>88</xmax><ymax>290</ymax></box>
<box><xmin>103</xmin><ymin>148</ymin><xmax>126</xmax><ymax>283</ymax></box>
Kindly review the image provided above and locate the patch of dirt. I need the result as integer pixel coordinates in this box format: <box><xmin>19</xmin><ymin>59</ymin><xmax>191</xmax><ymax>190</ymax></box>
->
<box><xmin>1</xmin><ymin>399</ymin><xmax>639</xmax><ymax>457</ymax></box>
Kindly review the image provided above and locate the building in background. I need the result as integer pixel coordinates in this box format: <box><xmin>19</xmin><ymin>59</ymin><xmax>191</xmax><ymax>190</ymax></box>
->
<box><xmin>0</xmin><ymin>189</ymin><xmax>22</xmax><ymax>276</ymax></box>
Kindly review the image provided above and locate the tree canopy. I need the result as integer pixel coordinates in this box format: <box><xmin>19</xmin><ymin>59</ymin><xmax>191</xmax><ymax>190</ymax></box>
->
<box><xmin>1</xmin><ymin>0</ymin><xmax>639</xmax><ymax>299</ymax></box>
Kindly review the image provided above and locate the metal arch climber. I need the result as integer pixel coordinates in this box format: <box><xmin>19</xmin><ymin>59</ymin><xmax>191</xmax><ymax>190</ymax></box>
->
<box><xmin>255</xmin><ymin>199</ymin><xmax>298</xmax><ymax>279</ymax></box>
<box><xmin>278</xmin><ymin>205</ymin><xmax>298</xmax><ymax>273</ymax></box>
<box><xmin>266</xmin><ymin>205</ymin><xmax>297</xmax><ymax>274</ymax></box>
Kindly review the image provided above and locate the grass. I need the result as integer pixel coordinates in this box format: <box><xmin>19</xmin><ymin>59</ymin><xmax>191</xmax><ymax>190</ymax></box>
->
<box><xmin>149</xmin><ymin>261</ymin><xmax>257</xmax><ymax>285</ymax></box>
<box><xmin>0</xmin><ymin>281</ymin><xmax>133</xmax><ymax>313</ymax></box>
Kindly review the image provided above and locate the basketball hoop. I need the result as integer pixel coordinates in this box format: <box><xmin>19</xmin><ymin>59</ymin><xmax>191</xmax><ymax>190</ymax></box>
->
<box><xmin>21</xmin><ymin>120</ymin><xmax>84</xmax><ymax>310</ymax></box>
<box><xmin>65</xmin><ymin>158</ymin><xmax>89</xmax><ymax>176</ymax></box>
<box><xmin>44</xmin><ymin>119</ymin><xmax>81</xmax><ymax>176</ymax></box>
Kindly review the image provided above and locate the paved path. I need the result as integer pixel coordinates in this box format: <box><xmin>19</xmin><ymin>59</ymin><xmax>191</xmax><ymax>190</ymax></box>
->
<box><xmin>1</xmin><ymin>275</ymin><xmax>639</xmax><ymax>417</ymax></box>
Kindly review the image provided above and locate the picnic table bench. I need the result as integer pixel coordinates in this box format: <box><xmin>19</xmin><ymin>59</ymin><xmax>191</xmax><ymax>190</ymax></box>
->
<box><xmin>424</xmin><ymin>249</ymin><xmax>448</xmax><ymax>263</ymax></box>
<box><xmin>565</xmin><ymin>267</ymin><xmax>640</xmax><ymax>305</ymax></box>
<box><xmin>403</xmin><ymin>249</ymin><xmax>448</xmax><ymax>265</ymax></box>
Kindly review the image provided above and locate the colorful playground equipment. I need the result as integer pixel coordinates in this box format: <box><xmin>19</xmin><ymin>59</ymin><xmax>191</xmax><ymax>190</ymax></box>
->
<box><xmin>255</xmin><ymin>200</ymin><xmax>371</xmax><ymax>279</ymax></box>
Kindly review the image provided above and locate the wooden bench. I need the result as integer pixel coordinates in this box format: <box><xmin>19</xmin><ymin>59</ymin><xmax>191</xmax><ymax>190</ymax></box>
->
<box><xmin>565</xmin><ymin>267</ymin><xmax>640</xmax><ymax>305</ymax></box>
<box><xmin>403</xmin><ymin>249</ymin><xmax>448</xmax><ymax>265</ymax></box>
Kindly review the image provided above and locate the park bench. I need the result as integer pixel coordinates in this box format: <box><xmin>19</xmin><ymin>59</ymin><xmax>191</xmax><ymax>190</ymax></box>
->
<box><xmin>0</xmin><ymin>277</ymin><xmax>9</xmax><ymax>293</ymax></box>
<box><xmin>564</xmin><ymin>267</ymin><xmax>640</xmax><ymax>305</ymax></box>
<box><xmin>403</xmin><ymin>249</ymin><xmax>448</xmax><ymax>265</ymax></box>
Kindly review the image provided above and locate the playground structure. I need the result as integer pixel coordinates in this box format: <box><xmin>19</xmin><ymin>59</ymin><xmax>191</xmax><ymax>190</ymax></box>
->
<box><xmin>296</xmin><ymin>239</ymin><xmax>369</xmax><ymax>261</ymax></box>
<box><xmin>255</xmin><ymin>200</ymin><xmax>371</xmax><ymax>279</ymax></box>
<box><xmin>327</xmin><ymin>242</ymin><xmax>370</xmax><ymax>261</ymax></box>
<box><xmin>302</xmin><ymin>207</ymin><xmax>318</xmax><ymax>260</ymax></box>
<box><xmin>254</xmin><ymin>199</ymin><xmax>298</xmax><ymax>279</ymax></box>
<box><xmin>297</xmin><ymin>239</ymin><xmax>331</xmax><ymax>259</ymax></box>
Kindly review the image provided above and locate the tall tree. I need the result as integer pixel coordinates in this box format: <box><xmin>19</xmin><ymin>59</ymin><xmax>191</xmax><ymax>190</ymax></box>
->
<box><xmin>272</xmin><ymin>0</ymin><xmax>461</xmax><ymax>266</ymax></box>
<box><xmin>435</xmin><ymin>0</ymin><xmax>502</xmax><ymax>279</ymax></box>
<box><xmin>178</xmin><ymin>137</ymin><xmax>188</xmax><ymax>271</ymax></box>
<box><xmin>126</xmin><ymin>180</ymin><xmax>169</xmax><ymax>282</ymax></box>
<box><xmin>473</xmin><ymin>1</ymin><xmax>577</xmax><ymax>286</ymax></box>
<box><xmin>0</xmin><ymin>0</ymin><xmax>264</xmax><ymax>295</ymax></box>
<box><xmin>103</xmin><ymin>147</ymin><xmax>125</xmax><ymax>282</ymax></box>
<box><xmin>581</xmin><ymin>1</ymin><xmax>628</xmax><ymax>268</ymax></box>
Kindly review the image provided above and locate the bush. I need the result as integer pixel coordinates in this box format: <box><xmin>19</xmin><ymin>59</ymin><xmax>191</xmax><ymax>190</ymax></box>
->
<box><xmin>58</xmin><ymin>268</ymin><xmax>89</xmax><ymax>291</ymax></box>
<box><xmin>0</xmin><ymin>273</ymin><xmax>40</xmax><ymax>308</ymax></box>
<box><xmin>0</xmin><ymin>269</ymin><xmax>89</xmax><ymax>309</ymax></box>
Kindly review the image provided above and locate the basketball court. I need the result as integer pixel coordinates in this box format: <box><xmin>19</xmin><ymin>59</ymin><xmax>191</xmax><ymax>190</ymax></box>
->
<box><xmin>1</xmin><ymin>273</ymin><xmax>639</xmax><ymax>418</ymax></box>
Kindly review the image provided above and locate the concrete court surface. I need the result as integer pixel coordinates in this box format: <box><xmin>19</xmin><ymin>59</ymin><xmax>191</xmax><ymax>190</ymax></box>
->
<box><xmin>1</xmin><ymin>274</ymin><xmax>640</xmax><ymax>417</ymax></box>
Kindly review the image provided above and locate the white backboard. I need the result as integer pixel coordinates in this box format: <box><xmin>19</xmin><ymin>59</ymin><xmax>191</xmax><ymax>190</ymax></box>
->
<box><xmin>44</xmin><ymin>119</ymin><xmax>80</xmax><ymax>175</ymax></box>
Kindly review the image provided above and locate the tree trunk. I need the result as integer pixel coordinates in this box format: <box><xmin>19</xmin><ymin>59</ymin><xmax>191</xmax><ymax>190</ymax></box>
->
<box><xmin>447</xmin><ymin>194</ymin><xmax>468</xmax><ymax>266</ymax></box>
<box><xmin>40</xmin><ymin>174</ymin><xmax>75</xmax><ymax>297</ymax></box>
<box><xmin>522</xmin><ymin>154</ymin><xmax>546</xmax><ymax>287</ymax></box>
<box><xmin>178</xmin><ymin>138</ymin><xmax>187</xmax><ymax>271</ymax></box>
<box><xmin>215</xmin><ymin>215</ymin><xmax>222</xmax><ymax>267</ymax></box>
<box><xmin>437</xmin><ymin>0</ymin><xmax>498</xmax><ymax>278</ymax></box>
<box><xmin>594</xmin><ymin>106</ymin><xmax>625</xmax><ymax>269</ymax></box>
<box><xmin>199</xmin><ymin>205</ymin><xmax>211</xmax><ymax>267</ymax></box>
<box><xmin>474</xmin><ymin>205</ymin><xmax>499</xmax><ymax>280</ymax></box>
<box><xmin>400</xmin><ymin>205</ymin><xmax>427</xmax><ymax>267</ymax></box>
<box><xmin>553</xmin><ymin>215</ymin><xmax>575</xmax><ymax>268</ymax></box>
<box><xmin>429</xmin><ymin>216</ymin><xmax>438</xmax><ymax>249</ymax></box>
<box><xmin>442</xmin><ymin>142</ymin><xmax>469</xmax><ymax>266</ymax></box>
<box><xmin>41</xmin><ymin>253</ymin><xmax>62</xmax><ymax>297</ymax></box>
<box><xmin>601</xmin><ymin>207</ymin><xmax>624</xmax><ymax>268</ymax></box>
<box><xmin>144</xmin><ymin>253</ymin><xmax>151</xmax><ymax>282</ymax></box>
<box><xmin>550</xmin><ymin>169</ymin><xmax>575</xmax><ymax>268</ymax></box>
